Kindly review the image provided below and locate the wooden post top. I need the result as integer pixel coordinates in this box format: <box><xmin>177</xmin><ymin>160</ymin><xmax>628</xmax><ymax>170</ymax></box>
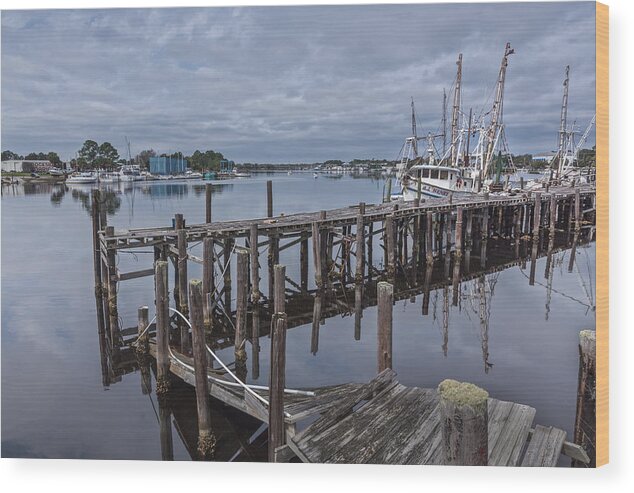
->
<box><xmin>438</xmin><ymin>379</ymin><xmax>488</xmax><ymax>413</ymax></box>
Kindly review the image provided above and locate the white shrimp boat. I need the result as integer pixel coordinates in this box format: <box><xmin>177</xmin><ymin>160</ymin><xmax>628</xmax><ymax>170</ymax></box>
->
<box><xmin>67</xmin><ymin>172</ymin><xmax>98</xmax><ymax>184</ymax></box>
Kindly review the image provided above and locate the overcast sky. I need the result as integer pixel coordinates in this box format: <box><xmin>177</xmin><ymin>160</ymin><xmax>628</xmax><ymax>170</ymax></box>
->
<box><xmin>1</xmin><ymin>1</ymin><xmax>596</xmax><ymax>163</ymax></box>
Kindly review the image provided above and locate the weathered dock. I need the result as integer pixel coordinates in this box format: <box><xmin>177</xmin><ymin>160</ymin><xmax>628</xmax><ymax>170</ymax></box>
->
<box><xmin>90</xmin><ymin>181</ymin><xmax>596</xmax><ymax>465</ymax></box>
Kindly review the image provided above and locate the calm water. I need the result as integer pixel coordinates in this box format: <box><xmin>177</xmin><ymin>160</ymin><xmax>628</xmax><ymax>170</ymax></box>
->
<box><xmin>1</xmin><ymin>173</ymin><xmax>595</xmax><ymax>462</ymax></box>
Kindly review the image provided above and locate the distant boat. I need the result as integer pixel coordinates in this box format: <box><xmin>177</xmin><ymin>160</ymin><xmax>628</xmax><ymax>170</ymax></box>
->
<box><xmin>313</xmin><ymin>173</ymin><xmax>318</xmax><ymax>179</ymax></box>
<box><xmin>67</xmin><ymin>172</ymin><xmax>98</xmax><ymax>184</ymax></box>
<box><xmin>185</xmin><ymin>170</ymin><xmax>203</xmax><ymax>179</ymax></box>
<box><xmin>287</xmin><ymin>170</ymin><xmax>293</xmax><ymax>175</ymax></box>
<box><xmin>203</xmin><ymin>171</ymin><xmax>217</xmax><ymax>180</ymax></box>
<box><xmin>232</xmin><ymin>170</ymin><xmax>251</xmax><ymax>178</ymax></box>
<box><xmin>48</xmin><ymin>168</ymin><xmax>65</xmax><ymax>177</ymax></box>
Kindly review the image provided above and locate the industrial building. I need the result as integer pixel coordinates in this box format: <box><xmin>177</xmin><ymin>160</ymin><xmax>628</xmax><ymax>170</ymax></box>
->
<box><xmin>149</xmin><ymin>156</ymin><xmax>188</xmax><ymax>176</ymax></box>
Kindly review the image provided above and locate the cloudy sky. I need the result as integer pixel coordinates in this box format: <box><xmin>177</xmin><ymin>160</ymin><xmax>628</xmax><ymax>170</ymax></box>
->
<box><xmin>1</xmin><ymin>1</ymin><xmax>596</xmax><ymax>163</ymax></box>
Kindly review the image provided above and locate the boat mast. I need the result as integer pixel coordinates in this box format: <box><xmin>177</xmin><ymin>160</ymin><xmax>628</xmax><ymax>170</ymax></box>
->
<box><xmin>464</xmin><ymin>108</ymin><xmax>473</xmax><ymax>167</ymax></box>
<box><xmin>450</xmin><ymin>54</ymin><xmax>463</xmax><ymax>167</ymax></box>
<box><xmin>483</xmin><ymin>42</ymin><xmax>514</xmax><ymax>179</ymax></box>
<box><xmin>442</xmin><ymin>88</ymin><xmax>447</xmax><ymax>156</ymax></box>
<box><xmin>555</xmin><ymin>65</ymin><xmax>570</xmax><ymax>178</ymax></box>
<box><xmin>411</xmin><ymin>97</ymin><xmax>418</xmax><ymax>158</ymax></box>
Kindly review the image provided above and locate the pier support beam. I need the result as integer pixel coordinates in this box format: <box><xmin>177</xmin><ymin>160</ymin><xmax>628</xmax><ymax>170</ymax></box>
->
<box><xmin>385</xmin><ymin>215</ymin><xmax>395</xmax><ymax>278</ymax></box>
<box><xmin>355</xmin><ymin>213</ymin><xmax>365</xmax><ymax>283</ymax></box>
<box><xmin>177</xmin><ymin>229</ymin><xmax>190</xmax><ymax>352</ymax></box>
<box><xmin>439</xmin><ymin>379</ymin><xmax>489</xmax><ymax>466</ymax></box>
<box><xmin>155</xmin><ymin>260</ymin><xmax>170</xmax><ymax>397</ymax></box>
<box><xmin>250</xmin><ymin>224</ymin><xmax>260</xmax><ymax>302</ymax></box>
<box><xmin>189</xmin><ymin>279</ymin><xmax>216</xmax><ymax>460</ymax></box>
<box><xmin>269</xmin><ymin>312</ymin><xmax>287</xmax><ymax>462</ymax></box>
<box><xmin>312</xmin><ymin>222</ymin><xmax>323</xmax><ymax>289</ymax></box>
<box><xmin>235</xmin><ymin>249</ymin><xmax>249</xmax><ymax>366</ymax></box>
<box><xmin>202</xmin><ymin>237</ymin><xmax>215</xmax><ymax>329</ymax></box>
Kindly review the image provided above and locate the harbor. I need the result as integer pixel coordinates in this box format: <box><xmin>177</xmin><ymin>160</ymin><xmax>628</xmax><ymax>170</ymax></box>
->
<box><xmin>87</xmin><ymin>174</ymin><xmax>596</xmax><ymax>465</ymax></box>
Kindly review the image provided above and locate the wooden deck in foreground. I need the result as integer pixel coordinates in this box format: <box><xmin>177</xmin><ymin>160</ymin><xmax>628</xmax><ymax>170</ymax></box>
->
<box><xmin>286</xmin><ymin>369</ymin><xmax>579</xmax><ymax>466</ymax></box>
<box><xmin>148</xmin><ymin>340</ymin><xmax>588</xmax><ymax>466</ymax></box>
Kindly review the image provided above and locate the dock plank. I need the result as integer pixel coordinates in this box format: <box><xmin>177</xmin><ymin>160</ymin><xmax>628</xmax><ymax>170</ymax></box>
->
<box><xmin>521</xmin><ymin>425</ymin><xmax>566</xmax><ymax>467</ymax></box>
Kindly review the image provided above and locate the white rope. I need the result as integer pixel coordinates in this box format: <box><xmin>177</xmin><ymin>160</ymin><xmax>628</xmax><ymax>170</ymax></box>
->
<box><xmin>137</xmin><ymin>306</ymin><xmax>313</xmax><ymax>414</ymax></box>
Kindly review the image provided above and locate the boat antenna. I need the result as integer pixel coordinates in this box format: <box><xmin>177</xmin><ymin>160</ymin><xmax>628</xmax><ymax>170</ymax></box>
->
<box><xmin>411</xmin><ymin>97</ymin><xmax>418</xmax><ymax>157</ymax></box>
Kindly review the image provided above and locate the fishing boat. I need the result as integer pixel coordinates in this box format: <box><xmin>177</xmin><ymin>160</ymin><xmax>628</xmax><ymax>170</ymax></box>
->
<box><xmin>397</xmin><ymin>44</ymin><xmax>516</xmax><ymax>200</ymax></box>
<box><xmin>67</xmin><ymin>172</ymin><xmax>98</xmax><ymax>184</ymax></box>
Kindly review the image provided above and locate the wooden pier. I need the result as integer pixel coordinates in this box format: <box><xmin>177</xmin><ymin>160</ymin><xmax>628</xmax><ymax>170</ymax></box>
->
<box><xmin>90</xmin><ymin>182</ymin><xmax>596</xmax><ymax>465</ymax></box>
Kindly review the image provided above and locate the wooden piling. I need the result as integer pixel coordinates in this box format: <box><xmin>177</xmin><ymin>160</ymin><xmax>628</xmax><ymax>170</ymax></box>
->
<box><xmin>311</xmin><ymin>291</ymin><xmax>323</xmax><ymax>355</ymax></box>
<box><xmin>267</xmin><ymin>180</ymin><xmax>273</xmax><ymax>218</ymax></box>
<box><xmin>223</xmin><ymin>237</ymin><xmax>234</xmax><ymax>311</ymax></box>
<box><xmin>205</xmin><ymin>184</ymin><xmax>212</xmax><ymax>224</ymax></box>
<box><xmin>155</xmin><ymin>260</ymin><xmax>170</xmax><ymax>397</ymax></box>
<box><xmin>236</xmin><ymin>249</ymin><xmax>249</xmax><ymax>361</ymax></box>
<box><xmin>377</xmin><ymin>281</ymin><xmax>393</xmax><ymax>373</ymax></box>
<box><xmin>549</xmin><ymin>194</ymin><xmax>557</xmax><ymax>239</ymax></box>
<box><xmin>312</xmin><ymin>222</ymin><xmax>323</xmax><ymax>289</ymax></box>
<box><xmin>385</xmin><ymin>215</ymin><xmax>395</xmax><ymax>277</ymax></box>
<box><xmin>177</xmin><ymin>229</ymin><xmax>190</xmax><ymax>352</ymax></box>
<box><xmin>268</xmin><ymin>235</ymin><xmax>279</xmax><ymax>304</ymax></box>
<box><xmin>438</xmin><ymin>379</ymin><xmax>489</xmax><ymax>466</ymax></box>
<box><xmin>533</xmin><ymin>192</ymin><xmax>542</xmax><ymax>238</ymax></box>
<box><xmin>426</xmin><ymin>212</ymin><xmax>433</xmax><ymax>264</ymax></box>
<box><xmin>355</xmin><ymin>213</ymin><xmax>365</xmax><ymax>283</ymax></box>
<box><xmin>189</xmin><ymin>279</ymin><xmax>216</xmax><ymax>460</ymax></box>
<box><xmin>268</xmin><ymin>313</ymin><xmax>287</xmax><ymax>462</ymax></box>
<box><xmin>203</xmin><ymin>236</ymin><xmax>215</xmax><ymax>328</ymax></box>
<box><xmin>299</xmin><ymin>232</ymin><xmax>309</xmax><ymax>291</ymax></box>
<box><xmin>274</xmin><ymin>264</ymin><xmax>286</xmax><ymax>315</ymax></box>
<box><xmin>105</xmin><ymin>226</ymin><xmax>119</xmax><ymax>343</ymax></box>
<box><xmin>250</xmin><ymin>224</ymin><xmax>260</xmax><ymax>302</ymax></box>
<box><xmin>455</xmin><ymin>208</ymin><xmax>463</xmax><ymax>258</ymax></box>
<box><xmin>573</xmin><ymin>330</ymin><xmax>596</xmax><ymax>467</ymax></box>
<box><xmin>137</xmin><ymin>306</ymin><xmax>151</xmax><ymax>395</ymax></box>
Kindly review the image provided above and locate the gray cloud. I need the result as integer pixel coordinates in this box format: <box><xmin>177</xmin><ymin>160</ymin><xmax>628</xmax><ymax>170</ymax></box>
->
<box><xmin>1</xmin><ymin>2</ymin><xmax>596</xmax><ymax>163</ymax></box>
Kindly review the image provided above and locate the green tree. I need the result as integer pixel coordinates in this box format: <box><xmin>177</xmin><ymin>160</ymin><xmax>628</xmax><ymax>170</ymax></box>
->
<box><xmin>78</xmin><ymin>140</ymin><xmax>99</xmax><ymax>168</ymax></box>
<box><xmin>46</xmin><ymin>152</ymin><xmax>61</xmax><ymax>166</ymax></box>
<box><xmin>97</xmin><ymin>142</ymin><xmax>120</xmax><ymax>169</ymax></box>
<box><xmin>1</xmin><ymin>150</ymin><xmax>22</xmax><ymax>161</ymax></box>
<box><xmin>135</xmin><ymin>149</ymin><xmax>157</xmax><ymax>170</ymax></box>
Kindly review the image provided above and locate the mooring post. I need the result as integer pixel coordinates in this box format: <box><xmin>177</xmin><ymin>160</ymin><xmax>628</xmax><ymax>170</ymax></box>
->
<box><xmin>249</xmin><ymin>224</ymin><xmax>260</xmax><ymax>304</ymax></box>
<box><xmin>550</xmin><ymin>194</ymin><xmax>557</xmax><ymax>239</ymax></box>
<box><xmin>189</xmin><ymin>279</ymin><xmax>216</xmax><ymax>460</ymax></box>
<box><xmin>520</xmin><ymin>176</ymin><xmax>524</xmax><ymax>190</ymax></box>
<box><xmin>104</xmin><ymin>225</ymin><xmax>120</xmax><ymax>344</ymax></box>
<box><xmin>385</xmin><ymin>215</ymin><xmax>395</xmax><ymax>278</ymax></box>
<box><xmin>223</xmin><ymin>237</ymin><xmax>234</xmax><ymax>311</ymax></box>
<box><xmin>155</xmin><ymin>260</ymin><xmax>170</xmax><ymax>397</ymax></box>
<box><xmin>205</xmin><ymin>184</ymin><xmax>212</xmax><ymax>224</ymax></box>
<box><xmin>300</xmin><ymin>231</ymin><xmax>309</xmax><ymax>291</ymax></box>
<box><xmin>268</xmin><ymin>235</ymin><xmax>279</xmax><ymax>305</ymax></box>
<box><xmin>574</xmin><ymin>188</ymin><xmax>581</xmax><ymax>232</ymax></box>
<box><xmin>91</xmin><ymin>191</ymin><xmax>106</xmax><ymax>337</ymax></box>
<box><xmin>236</xmin><ymin>249</ymin><xmax>249</xmax><ymax>362</ymax></box>
<box><xmin>377</xmin><ymin>281</ymin><xmax>393</xmax><ymax>373</ymax></box>
<box><xmin>267</xmin><ymin>180</ymin><xmax>273</xmax><ymax>218</ymax></box>
<box><xmin>202</xmin><ymin>236</ymin><xmax>215</xmax><ymax>329</ymax></box>
<box><xmin>268</xmin><ymin>312</ymin><xmax>287</xmax><ymax>462</ymax></box>
<box><xmin>573</xmin><ymin>329</ymin><xmax>596</xmax><ymax>467</ymax></box>
<box><xmin>312</xmin><ymin>222</ymin><xmax>322</xmax><ymax>289</ymax></box>
<box><xmin>438</xmin><ymin>379</ymin><xmax>489</xmax><ymax>466</ymax></box>
<box><xmin>158</xmin><ymin>399</ymin><xmax>174</xmax><ymax>461</ymax></box>
<box><xmin>137</xmin><ymin>306</ymin><xmax>151</xmax><ymax>395</ymax></box>
<box><xmin>177</xmin><ymin>229</ymin><xmax>190</xmax><ymax>352</ymax></box>
<box><xmin>274</xmin><ymin>264</ymin><xmax>286</xmax><ymax>315</ymax></box>
<box><xmin>426</xmin><ymin>211</ymin><xmax>433</xmax><ymax>264</ymax></box>
<box><xmin>533</xmin><ymin>192</ymin><xmax>542</xmax><ymax>239</ymax></box>
<box><xmin>355</xmin><ymin>212</ymin><xmax>365</xmax><ymax>283</ymax></box>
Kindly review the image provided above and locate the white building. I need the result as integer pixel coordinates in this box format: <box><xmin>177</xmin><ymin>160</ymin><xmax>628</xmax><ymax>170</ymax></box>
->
<box><xmin>1</xmin><ymin>160</ymin><xmax>53</xmax><ymax>173</ymax></box>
